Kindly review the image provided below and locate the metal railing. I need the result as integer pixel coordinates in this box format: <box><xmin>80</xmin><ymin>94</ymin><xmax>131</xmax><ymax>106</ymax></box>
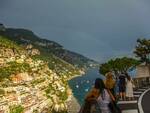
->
<box><xmin>133</xmin><ymin>77</ymin><xmax>150</xmax><ymax>89</ymax></box>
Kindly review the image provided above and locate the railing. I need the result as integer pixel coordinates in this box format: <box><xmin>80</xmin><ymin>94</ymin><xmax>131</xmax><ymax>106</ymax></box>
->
<box><xmin>133</xmin><ymin>77</ymin><xmax>150</xmax><ymax>89</ymax></box>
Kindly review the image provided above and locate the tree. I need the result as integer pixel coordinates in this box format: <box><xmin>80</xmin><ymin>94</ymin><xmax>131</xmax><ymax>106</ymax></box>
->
<box><xmin>99</xmin><ymin>57</ymin><xmax>139</xmax><ymax>76</ymax></box>
<box><xmin>134</xmin><ymin>38</ymin><xmax>150</xmax><ymax>65</ymax></box>
<box><xmin>9</xmin><ymin>105</ymin><xmax>24</xmax><ymax>113</ymax></box>
<box><xmin>99</xmin><ymin>63</ymin><xmax>111</xmax><ymax>75</ymax></box>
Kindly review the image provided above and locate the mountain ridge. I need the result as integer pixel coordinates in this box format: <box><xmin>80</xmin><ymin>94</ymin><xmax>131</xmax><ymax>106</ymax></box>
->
<box><xmin>0</xmin><ymin>24</ymin><xmax>98</xmax><ymax>69</ymax></box>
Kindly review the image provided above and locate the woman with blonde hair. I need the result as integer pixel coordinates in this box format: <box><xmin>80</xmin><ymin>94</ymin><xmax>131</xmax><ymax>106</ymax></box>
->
<box><xmin>105</xmin><ymin>72</ymin><xmax>116</xmax><ymax>96</ymax></box>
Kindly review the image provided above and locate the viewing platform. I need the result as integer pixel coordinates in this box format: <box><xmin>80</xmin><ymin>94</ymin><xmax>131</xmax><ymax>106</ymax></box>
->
<box><xmin>118</xmin><ymin>86</ymin><xmax>150</xmax><ymax>113</ymax></box>
<box><xmin>68</xmin><ymin>77</ymin><xmax>150</xmax><ymax>113</ymax></box>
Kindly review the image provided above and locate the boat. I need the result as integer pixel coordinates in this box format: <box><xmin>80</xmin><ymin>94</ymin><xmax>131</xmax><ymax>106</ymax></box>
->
<box><xmin>85</xmin><ymin>88</ymin><xmax>89</xmax><ymax>92</ymax></box>
<box><xmin>76</xmin><ymin>85</ymin><xmax>79</xmax><ymax>88</ymax></box>
<box><xmin>86</xmin><ymin>80</ymin><xmax>90</xmax><ymax>83</ymax></box>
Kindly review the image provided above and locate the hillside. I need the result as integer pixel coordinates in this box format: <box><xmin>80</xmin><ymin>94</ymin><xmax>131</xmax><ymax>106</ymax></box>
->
<box><xmin>0</xmin><ymin>35</ymin><xmax>81</xmax><ymax>113</ymax></box>
<box><xmin>0</xmin><ymin>24</ymin><xmax>98</xmax><ymax>69</ymax></box>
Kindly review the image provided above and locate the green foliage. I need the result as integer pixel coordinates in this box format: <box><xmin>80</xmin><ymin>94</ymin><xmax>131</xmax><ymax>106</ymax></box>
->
<box><xmin>0</xmin><ymin>61</ymin><xmax>30</xmax><ymax>81</ymax></box>
<box><xmin>9</xmin><ymin>105</ymin><xmax>24</xmax><ymax>113</ymax></box>
<box><xmin>0</xmin><ymin>36</ymin><xmax>21</xmax><ymax>51</ymax></box>
<box><xmin>59</xmin><ymin>91</ymin><xmax>68</xmax><ymax>101</ymax></box>
<box><xmin>32</xmin><ymin>55</ymin><xmax>80</xmax><ymax>77</ymax></box>
<box><xmin>99</xmin><ymin>57</ymin><xmax>140</xmax><ymax>76</ymax></box>
<box><xmin>31</xmin><ymin>78</ymin><xmax>45</xmax><ymax>85</ymax></box>
<box><xmin>134</xmin><ymin>38</ymin><xmax>150</xmax><ymax>65</ymax></box>
<box><xmin>99</xmin><ymin>63</ymin><xmax>110</xmax><ymax>75</ymax></box>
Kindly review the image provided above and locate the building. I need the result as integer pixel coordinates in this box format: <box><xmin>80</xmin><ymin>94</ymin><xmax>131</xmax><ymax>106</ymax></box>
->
<box><xmin>133</xmin><ymin>65</ymin><xmax>150</xmax><ymax>87</ymax></box>
<box><xmin>135</xmin><ymin>65</ymin><xmax>150</xmax><ymax>78</ymax></box>
<box><xmin>0</xmin><ymin>24</ymin><xmax>5</xmax><ymax>31</ymax></box>
<box><xmin>31</xmin><ymin>49</ymin><xmax>40</xmax><ymax>56</ymax></box>
<box><xmin>11</xmin><ymin>73</ymin><xmax>33</xmax><ymax>84</ymax></box>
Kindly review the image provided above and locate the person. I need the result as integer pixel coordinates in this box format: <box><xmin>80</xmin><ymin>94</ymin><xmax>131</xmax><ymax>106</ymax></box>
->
<box><xmin>96</xmin><ymin>78</ymin><xmax>111</xmax><ymax>113</ymax></box>
<box><xmin>79</xmin><ymin>79</ymin><xmax>101</xmax><ymax>113</ymax></box>
<box><xmin>119</xmin><ymin>73</ymin><xmax>126</xmax><ymax>101</ymax></box>
<box><xmin>79</xmin><ymin>78</ymin><xmax>111</xmax><ymax>113</ymax></box>
<box><xmin>114</xmin><ymin>76</ymin><xmax>120</xmax><ymax>101</ymax></box>
<box><xmin>125</xmin><ymin>74</ymin><xmax>134</xmax><ymax>101</ymax></box>
<box><xmin>104</xmin><ymin>72</ymin><xmax>116</xmax><ymax>97</ymax></box>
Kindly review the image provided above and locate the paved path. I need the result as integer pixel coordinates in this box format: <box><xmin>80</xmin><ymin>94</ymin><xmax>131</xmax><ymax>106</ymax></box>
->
<box><xmin>118</xmin><ymin>87</ymin><xmax>149</xmax><ymax>113</ymax></box>
<box><xmin>141</xmin><ymin>89</ymin><xmax>150</xmax><ymax>113</ymax></box>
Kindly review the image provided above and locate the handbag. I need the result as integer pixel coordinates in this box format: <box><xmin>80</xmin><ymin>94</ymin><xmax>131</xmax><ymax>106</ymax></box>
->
<box><xmin>108</xmin><ymin>101</ymin><xmax>121</xmax><ymax>113</ymax></box>
<box><xmin>79</xmin><ymin>100</ymin><xmax>101</xmax><ymax>113</ymax></box>
<box><xmin>107</xmin><ymin>89</ymin><xmax>122</xmax><ymax>113</ymax></box>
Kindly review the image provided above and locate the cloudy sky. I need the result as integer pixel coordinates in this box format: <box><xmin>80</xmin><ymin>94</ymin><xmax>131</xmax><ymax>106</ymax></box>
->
<box><xmin>0</xmin><ymin>0</ymin><xmax>150</xmax><ymax>62</ymax></box>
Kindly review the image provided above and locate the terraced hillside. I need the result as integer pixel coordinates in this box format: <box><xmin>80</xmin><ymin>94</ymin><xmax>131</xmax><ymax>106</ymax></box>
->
<box><xmin>0</xmin><ymin>36</ymin><xmax>82</xmax><ymax>113</ymax></box>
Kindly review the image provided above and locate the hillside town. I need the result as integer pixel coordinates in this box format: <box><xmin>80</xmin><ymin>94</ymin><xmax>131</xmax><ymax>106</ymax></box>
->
<box><xmin>0</xmin><ymin>36</ymin><xmax>83</xmax><ymax>113</ymax></box>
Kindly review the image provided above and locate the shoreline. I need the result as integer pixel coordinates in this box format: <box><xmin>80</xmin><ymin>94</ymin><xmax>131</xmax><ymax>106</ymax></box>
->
<box><xmin>67</xmin><ymin>70</ymin><xmax>86</xmax><ymax>81</ymax></box>
<box><xmin>67</xmin><ymin>94</ymin><xmax>81</xmax><ymax>113</ymax></box>
<box><xmin>67</xmin><ymin>74</ymin><xmax>82</xmax><ymax>81</ymax></box>
<box><xmin>66</xmin><ymin>72</ymin><xmax>85</xmax><ymax>113</ymax></box>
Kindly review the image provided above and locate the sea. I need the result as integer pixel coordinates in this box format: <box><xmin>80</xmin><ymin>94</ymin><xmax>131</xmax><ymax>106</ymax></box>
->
<box><xmin>68</xmin><ymin>68</ymin><xmax>104</xmax><ymax>105</ymax></box>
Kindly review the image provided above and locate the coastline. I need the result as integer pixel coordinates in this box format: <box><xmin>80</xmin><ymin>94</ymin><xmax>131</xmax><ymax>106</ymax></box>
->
<box><xmin>67</xmin><ymin>70</ymin><xmax>86</xmax><ymax>81</ymax></box>
<box><xmin>67</xmin><ymin>74</ymin><xmax>82</xmax><ymax>81</ymax></box>
<box><xmin>67</xmin><ymin>94</ymin><xmax>81</xmax><ymax>113</ymax></box>
<box><xmin>66</xmin><ymin>72</ymin><xmax>85</xmax><ymax>113</ymax></box>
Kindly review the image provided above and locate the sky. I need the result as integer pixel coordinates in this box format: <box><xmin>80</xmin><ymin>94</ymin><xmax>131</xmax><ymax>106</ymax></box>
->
<box><xmin>0</xmin><ymin>0</ymin><xmax>150</xmax><ymax>62</ymax></box>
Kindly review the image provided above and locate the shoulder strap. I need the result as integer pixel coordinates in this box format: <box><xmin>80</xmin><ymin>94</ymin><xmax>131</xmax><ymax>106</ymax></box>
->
<box><xmin>107</xmin><ymin>89</ymin><xmax>115</xmax><ymax>101</ymax></box>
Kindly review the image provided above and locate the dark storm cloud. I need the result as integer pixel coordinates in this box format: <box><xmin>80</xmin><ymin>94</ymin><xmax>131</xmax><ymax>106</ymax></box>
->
<box><xmin>0</xmin><ymin>0</ymin><xmax>11</xmax><ymax>8</ymax></box>
<box><xmin>0</xmin><ymin>0</ymin><xmax>150</xmax><ymax>62</ymax></box>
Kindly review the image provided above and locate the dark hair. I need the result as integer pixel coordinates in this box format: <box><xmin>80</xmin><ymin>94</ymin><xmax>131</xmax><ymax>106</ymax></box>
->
<box><xmin>127</xmin><ymin>75</ymin><xmax>131</xmax><ymax>81</ymax></box>
<box><xmin>94</xmin><ymin>78</ymin><xmax>105</xmax><ymax>93</ymax></box>
<box><xmin>125</xmin><ymin>73</ymin><xmax>131</xmax><ymax>81</ymax></box>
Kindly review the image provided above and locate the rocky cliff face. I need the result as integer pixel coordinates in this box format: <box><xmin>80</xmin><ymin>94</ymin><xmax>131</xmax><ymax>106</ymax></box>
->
<box><xmin>0</xmin><ymin>36</ymin><xmax>79</xmax><ymax>113</ymax></box>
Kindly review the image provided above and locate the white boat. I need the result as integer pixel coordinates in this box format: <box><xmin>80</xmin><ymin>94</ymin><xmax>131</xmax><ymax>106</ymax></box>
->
<box><xmin>76</xmin><ymin>85</ymin><xmax>79</xmax><ymax>88</ymax></box>
<box><xmin>86</xmin><ymin>80</ymin><xmax>90</xmax><ymax>83</ymax></box>
<box><xmin>85</xmin><ymin>88</ymin><xmax>89</xmax><ymax>92</ymax></box>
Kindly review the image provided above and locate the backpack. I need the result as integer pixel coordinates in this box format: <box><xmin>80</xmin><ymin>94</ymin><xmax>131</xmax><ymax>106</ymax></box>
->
<box><xmin>107</xmin><ymin>89</ymin><xmax>122</xmax><ymax>113</ymax></box>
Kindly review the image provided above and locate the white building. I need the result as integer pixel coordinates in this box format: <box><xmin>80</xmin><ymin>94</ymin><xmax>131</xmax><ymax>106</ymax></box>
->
<box><xmin>0</xmin><ymin>24</ymin><xmax>5</xmax><ymax>31</ymax></box>
<box><xmin>135</xmin><ymin>65</ymin><xmax>150</xmax><ymax>78</ymax></box>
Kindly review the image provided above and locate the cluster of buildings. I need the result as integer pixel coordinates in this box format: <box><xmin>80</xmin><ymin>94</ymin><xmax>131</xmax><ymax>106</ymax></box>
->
<box><xmin>0</xmin><ymin>85</ymin><xmax>51</xmax><ymax>113</ymax></box>
<box><xmin>0</xmin><ymin>54</ymin><xmax>73</xmax><ymax>113</ymax></box>
<box><xmin>0</xmin><ymin>39</ymin><xmax>82</xmax><ymax>113</ymax></box>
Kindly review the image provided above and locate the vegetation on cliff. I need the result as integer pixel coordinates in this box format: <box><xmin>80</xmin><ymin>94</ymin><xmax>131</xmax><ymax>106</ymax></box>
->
<box><xmin>0</xmin><ymin>35</ymin><xmax>81</xmax><ymax>113</ymax></box>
